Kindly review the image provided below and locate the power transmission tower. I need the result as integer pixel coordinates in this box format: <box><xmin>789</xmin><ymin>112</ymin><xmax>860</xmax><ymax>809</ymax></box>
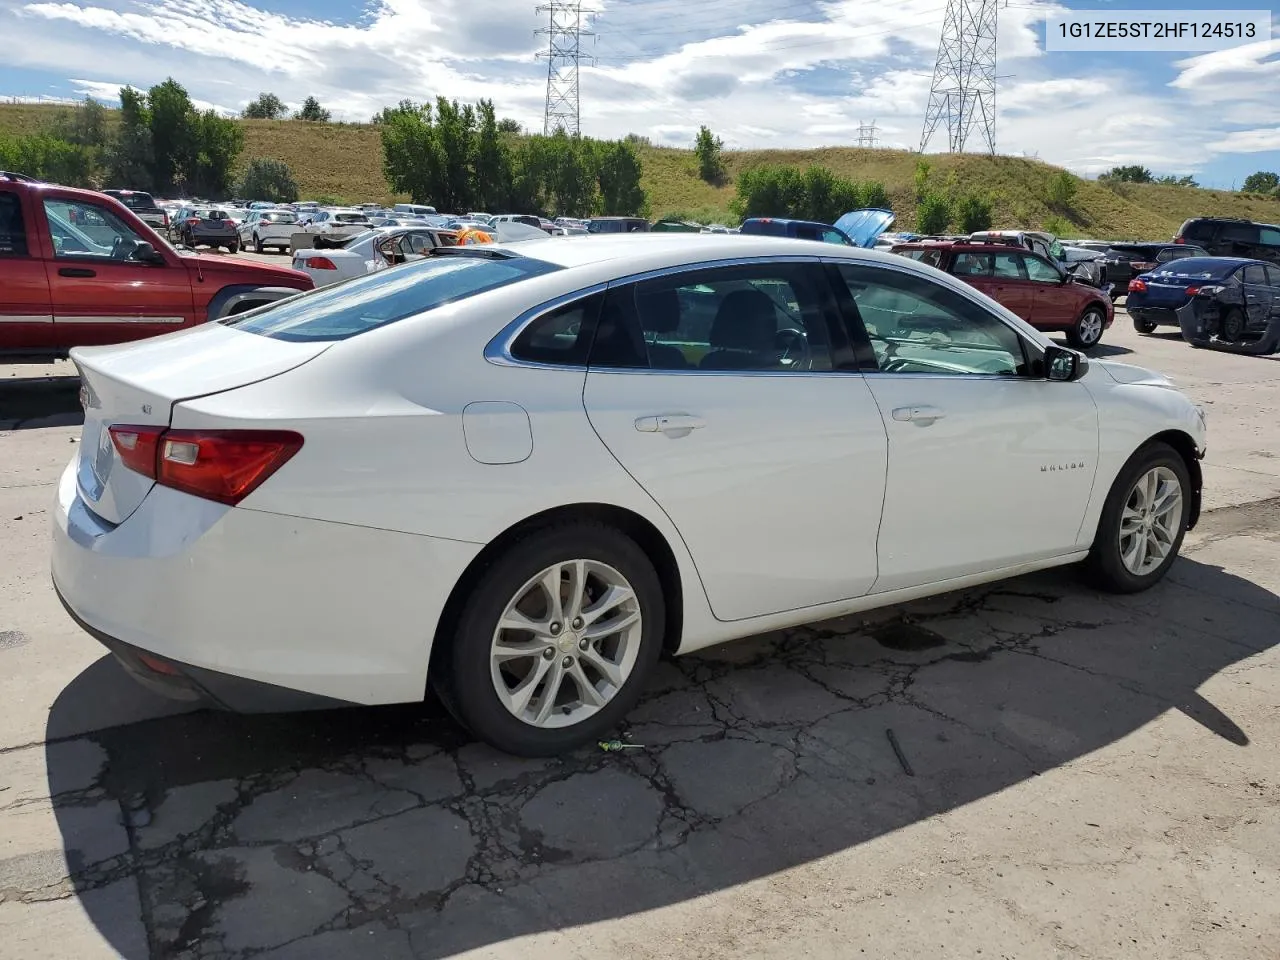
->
<box><xmin>919</xmin><ymin>0</ymin><xmax>998</xmax><ymax>154</ymax></box>
<box><xmin>855</xmin><ymin>120</ymin><xmax>879</xmax><ymax>148</ymax></box>
<box><xmin>536</xmin><ymin>2</ymin><xmax>594</xmax><ymax>136</ymax></box>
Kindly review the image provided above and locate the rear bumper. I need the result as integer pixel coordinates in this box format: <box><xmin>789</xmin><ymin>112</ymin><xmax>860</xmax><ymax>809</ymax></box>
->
<box><xmin>50</xmin><ymin>458</ymin><xmax>482</xmax><ymax>708</ymax></box>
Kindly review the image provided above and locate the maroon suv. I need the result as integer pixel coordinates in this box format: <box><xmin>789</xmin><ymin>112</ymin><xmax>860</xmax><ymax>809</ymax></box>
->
<box><xmin>891</xmin><ymin>239</ymin><xmax>1114</xmax><ymax>350</ymax></box>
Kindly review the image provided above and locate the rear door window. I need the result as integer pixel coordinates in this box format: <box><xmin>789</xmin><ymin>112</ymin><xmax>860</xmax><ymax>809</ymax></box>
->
<box><xmin>951</xmin><ymin>252</ymin><xmax>992</xmax><ymax>276</ymax></box>
<box><xmin>0</xmin><ymin>191</ymin><xmax>28</xmax><ymax>256</ymax></box>
<box><xmin>225</xmin><ymin>252</ymin><xmax>563</xmax><ymax>342</ymax></box>
<box><xmin>1243</xmin><ymin>264</ymin><xmax>1268</xmax><ymax>285</ymax></box>
<box><xmin>1220</xmin><ymin>223</ymin><xmax>1260</xmax><ymax>243</ymax></box>
<box><xmin>1180</xmin><ymin>220</ymin><xmax>1215</xmax><ymax>241</ymax></box>
<box><xmin>1259</xmin><ymin>226</ymin><xmax>1280</xmax><ymax>248</ymax></box>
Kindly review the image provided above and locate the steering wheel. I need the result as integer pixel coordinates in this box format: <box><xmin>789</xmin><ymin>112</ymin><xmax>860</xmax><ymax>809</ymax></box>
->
<box><xmin>774</xmin><ymin>328</ymin><xmax>810</xmax><ymax>368</ymax></box>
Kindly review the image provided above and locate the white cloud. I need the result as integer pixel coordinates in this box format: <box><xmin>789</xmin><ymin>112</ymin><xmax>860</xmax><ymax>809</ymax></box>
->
<box><xmin>1209</xmin><ymin>128</ymin><xmax>1280</xmax><ymax>154</ymax></box>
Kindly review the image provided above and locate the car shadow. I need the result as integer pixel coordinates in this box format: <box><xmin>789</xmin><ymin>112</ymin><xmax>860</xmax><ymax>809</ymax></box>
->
<box><xmin>44</xmin><ymin>554</ymin><xmax>1278</xmax><ymax>958</ymax></box>
<box><xmin>1046</xmin><ymin>338</ymin><xmax>1133</xmax><ymax>358</ymax></box>
<box><xmin>0</xmin><ymin>375</ymin><xmax>83</xmax><ymax>430</ymax></box>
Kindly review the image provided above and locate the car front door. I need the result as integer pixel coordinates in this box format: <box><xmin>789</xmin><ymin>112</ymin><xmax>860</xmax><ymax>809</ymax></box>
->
<box><xmin>829</xmin><ymin>259</ymin><xmax>1099</xmax><ymax>592</ymax></box>
<box><xmin>39</xmin><ymin>194</ymin><xmax>196</xmax><ymax>349</ymax></box>
<box><xmin>988</xmin><ymin>250</ymin><xmax>1035</xmax><ymax>320</ymax></box>
<box><xmin>581</xmin><ymin>259</ymin><xmax>889</xmax><ymax>622</ymax></box>
<box><xmin>1024</xmin><ymin>252</ymin><xmax>1075</xmax><ymax>327</ymax></box>
<box><xmin>0</xmin><ymin>187</ymin><xmax>54</xmax><ymax>352</ymax></box>
<box><xmin>948</xmin><ymin>250</ymin><xmax>996</xmax><ymax>298</ymax></box>
<box><xmin>1242</xmin><ymin>264</ymin><xmax>1272</xmax><ymax>328</ymax></box>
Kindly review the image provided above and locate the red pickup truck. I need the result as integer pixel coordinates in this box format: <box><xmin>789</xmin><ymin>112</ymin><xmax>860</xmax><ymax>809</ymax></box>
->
<box><xmin>1</xmin><ymin>172</ymin><xmax>313</xmax><ymax>360</ymax></box>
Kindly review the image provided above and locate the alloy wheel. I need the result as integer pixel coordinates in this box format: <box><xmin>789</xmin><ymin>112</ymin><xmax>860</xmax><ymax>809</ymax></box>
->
<box><xmin>1078</xmin><ymin>309</ymin><xmax>1104</xmax><ymax>346</ymax></box>
<box><xmin>489</xmin><ymin>559</ymin><xmax>642</xmax><ymax>728</ymax></box>
<box><xmin>1118</xmin><ymin>465</ymin><xmax>1183</xmax><ymax>576</ymax></box>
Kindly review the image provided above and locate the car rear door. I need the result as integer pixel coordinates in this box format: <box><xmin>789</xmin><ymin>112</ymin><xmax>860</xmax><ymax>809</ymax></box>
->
<box><xmin>829</xmin><ymin>259</ymin><xmax>1098</xmax><ymax>592</ymax></box>
<box><xmin>581</xmin><ymin>258</ymin><xmax>889</xmax><ymax>622</ymax></box>
<box><xmin>988</xmin><ymin>250</ymin><xmax>1035</xmax><ymax>320</ymax></box>
<box><xmin>1257</xmin><ymin>225</ymin><xmax>1280</xmax><ymax>267</ymax></box>
<box><xmin>1266</xmin><ymin>266</ymin><xmax>1280</xmax><ymax>322</ymax></box>
<box><xmin>0</xmin><ymin>186</ymin><xmax>54</xmax><ymax>351</ymax></box>
<box><xmin>1242</xmin><ymin>264</ymin><xmax>1272</xmax><ymax>328</ymax></box>
<box><xmin>39</xmin><ymin>193</ymin><xmax>197</xmax><ymax>349</ymax></box>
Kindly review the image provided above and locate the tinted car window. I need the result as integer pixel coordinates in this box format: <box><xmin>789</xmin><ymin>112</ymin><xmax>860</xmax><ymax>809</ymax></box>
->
<box><xmin>1266</xmin><ymin>266</ymin><xmax>1280</xmax><ymax>287</ymax></box>
<box><xmin>1260</xmin><ymin>226</ymin><xmax>1280</xmax><ymax>247</ymax></box>
<box><xmin>1243</xmin><ymin>264</ymin><xmax>1268</xmax><ymax>285</ymax></box>
<box><xmin>226</xmin><ymin>253</ymin><xmax>562</xmax><ymax>342</ymax></box>
<box><xmin>596</xmin><ymin>263</ymin><xmax>834</xmax><ymax>372</ymax></box>
<box><xmin>509</xmin><ymin>294</ymin><xmax>602</xmax><ymax>365</ymax></box>
<box><xmin>951</xmin><ymin>252</ymin><xmax>991</xmax><ymax>276</ymax></box>
<box><xmin>834</xmin><ymin>263</ymin><xmax>1027</xmax><ymax>377</ymax></box>
<box><xmin>105</xmin><ymin>191</ymin><xmax>160</xmax><ymax>211</ymax></box>
<box><xmin>1179</xmin><ymin>220</ymin><xmax>1214</xmax><ymax>241</ymax></box>
<box><xmin>1219</xmin><ymin>223</ymin><xmax>1259</xmax><ymax>243</ymax></box>
<box><xmin>0</xmin><ymin>191</ymin><xmax>28</xmax><ymax>256</ymax></box>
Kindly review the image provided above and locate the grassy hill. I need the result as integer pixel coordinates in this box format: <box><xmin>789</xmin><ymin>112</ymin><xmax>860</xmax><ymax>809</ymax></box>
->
<box><xmin>4</xmin><ymin>103</ymin><xmax>1278</xmax><ymax>240</ymax></box>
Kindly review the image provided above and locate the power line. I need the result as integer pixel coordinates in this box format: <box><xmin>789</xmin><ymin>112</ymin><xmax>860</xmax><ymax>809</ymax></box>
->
<box><xmin>537</xmin><ymin>2</ymin><xmax>594</xmax><ymax>136</ymax></box>
<box><xmin>855</xmin><ymin>120</ymin><xmax>880</xmax><ymax>148</ymax></box>
<box><xmin>920</xmin><ymin>0</ymin><xmax>998</xmax><ymax>153</ymax></box>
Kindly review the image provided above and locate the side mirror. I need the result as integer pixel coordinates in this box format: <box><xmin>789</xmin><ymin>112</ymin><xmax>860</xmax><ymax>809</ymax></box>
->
<box><xmin>1045</xmin><ymin>344</ymin><xmax>1088</xmax><ymax>382</ymax></box>
<box><xmin>131</xmin><ymin>241</ymin><xmax>165</xmax><ymax>265</ymax></box>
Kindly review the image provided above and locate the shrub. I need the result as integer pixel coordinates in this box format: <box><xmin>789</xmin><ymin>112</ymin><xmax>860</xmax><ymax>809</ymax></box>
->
<box><xmin>1043</xmin><ymin>214</ymin><xmax>1071</xmax><ymax>237</ymax></box>
<box><xmin>916</xmin><ymin>192</ymin><xmax>952</xmax><ymax>234</ymax></box>
<box><xmin>955</xmin><ymin>193</ymin><xmax>993</xmax><ymax>233</ymax></box>
<box><xmin>237</xmin><ymin>158</ymin><xmax>299</xmax><ymax>203</ymax></box>
<box><xmin>1046</xmin><ymin>171</ymin><xmax>1078</xmax><ymax>208</ymax></box>
<box><xmin>860</xmin><ymin>180</ymin><xmax>889</xmax><ymax>209</ymax></box>
<box><xmin>694</xmin><ymin>126</ymin><xmax>725</xmax><ymax>184</ymax></box>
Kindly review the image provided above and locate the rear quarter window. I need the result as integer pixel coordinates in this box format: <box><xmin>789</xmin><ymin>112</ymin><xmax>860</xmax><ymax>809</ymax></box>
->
<box><xmin>224</xmin><ymin>253</ymin><xmax>563</xmax><ymax>342</ymax></box>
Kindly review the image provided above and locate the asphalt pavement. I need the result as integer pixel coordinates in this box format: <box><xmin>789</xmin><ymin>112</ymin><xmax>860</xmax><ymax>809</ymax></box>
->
<box><xmin>1</xmin><ymin>309</ymin><xmax>1279</xmax><ymax>959</ymax></box>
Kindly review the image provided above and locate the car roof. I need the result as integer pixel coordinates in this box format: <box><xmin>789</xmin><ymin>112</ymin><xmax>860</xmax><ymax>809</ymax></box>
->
<box><xmin>1162</xmin><ymin>256</ymin><xmax>1267</xmax><ymax>269</ymax></box>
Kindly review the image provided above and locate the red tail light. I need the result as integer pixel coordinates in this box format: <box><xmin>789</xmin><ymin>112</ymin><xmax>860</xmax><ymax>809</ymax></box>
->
<box><xmin>306</xmin><ymin>256</ymin><xmax>338</xmax><ymax>270</ymax></box>
<box><xmin>162</xmin><ymin>212</ymin><xmax>170</xmax><ymax>227</ymax></box>
<box><xmin>108</xmin><ymin>425</ymin><xmax>165</xmax><ymax>477</ymax></box>
<box><xmin>1174</xmin><ymin>236</ymin><xmax>1185</xmax><ymax>244</ymax></box>
<box><xmin>186</xmin><ymin>217</ymin><xmax>200</xmax><ymax>225</ymax></box>
<box><xmin>1185</xmin><ymin>286</ymin><xmax>1200</xmax><ymax>295</ymax></box>
<box><xmin>1128</xmin><ymin>279</ymin><xmax>1147</xmax><ymax>293</ymax></box>
<box><xmin>109</xmin><ymin>426</ymin><xmax>303</xmax><ymax>505</ymax></box>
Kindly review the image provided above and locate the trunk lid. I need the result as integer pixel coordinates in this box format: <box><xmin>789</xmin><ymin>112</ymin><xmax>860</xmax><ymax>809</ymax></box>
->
<box><xmin>71</xmin><ymin>323</ymin><xmax>331</xmax><ymax>524</ymax></box>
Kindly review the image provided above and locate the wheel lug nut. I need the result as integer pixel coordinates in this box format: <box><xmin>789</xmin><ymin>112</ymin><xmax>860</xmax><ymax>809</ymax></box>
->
<box><xmin>562</xmin><ymin>656</ymin><xmax>574</xmax><ymax>668</ymax></box>
<box><xmin>578</xmin><ymin>638</ymin><xmax>589</xmax><ymax>651</ymax></box>
<box><xmin>571</xmin><ymin>617</ymin><xmax>583</xmax><ymax>629</ymax></box>
<box><xmin>549</xmin><ymin>622</ymin><xmax>561</xmax><ymax>635</ymax></box>
<box><xmin>542</xmin><ymin>647</ymin><xmax>555</xmax><ymax>660</ymax></box>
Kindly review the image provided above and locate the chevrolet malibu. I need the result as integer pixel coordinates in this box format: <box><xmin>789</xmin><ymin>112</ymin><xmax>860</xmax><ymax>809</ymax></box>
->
<box><xmin>52</xmin><ymin>235</ymin><xmax>1207</xmax><ymax>756</ymax></box>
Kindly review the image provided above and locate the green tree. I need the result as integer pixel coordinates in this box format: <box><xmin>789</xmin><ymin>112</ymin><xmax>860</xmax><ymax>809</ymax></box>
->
<box><xmin>0</xmin><ymin>133</ymin><xmax>96</xmax><ymax>186</ymax></box>
<box><xmin>1154</xmin><ymin>174</ymin><xmax>1198</xmax><ymax>187</ymax></box>
<box><xmin>1242</xmin><ymin>171</ymin><xmax>1280</xmax><ymax>193</ymax></box>
<box><xmin>916</xmin><ymin>192</ymin><xmax>951</xmax><ymax>234</ymax></box>
<box><xmin>237</xmin><ymin>158</ymin><xmax>299</xmax><ymax>202</ymax></box>
<box><xmin>1102</xmin><ymin>164</ymin><xmax>1153</xmax><ymax>183</ymax></box>
<box><xmin>694</xmin><ymin>125</ymin><xmax>725</xmax><ymax>184</ymax></box>
<box><xmin>913</xmin><ymin>157</ymin><xmax>932</xmax><ymax>201</ymax></box>
<box><xmin>379</xmin><ymin>100</ymin><xmax>439</xmax><ymax>204</ymax></box>
<box><xmin>295</xmin><ymin>96</ymin><xmax>331</xmax><ymax>122</ymax></box>
<box><xmin>472</xmin><ymin>100</ymin><xmax>508</xmax><ymax>211</ymax></box>
<box><xmin>106</xmin><ymin>86</ymin><xmax>153</xmax><ymax>188</ymax></box>
<box><xmin>432</xmin><ymin>97</ymin><xmax>477</xmax><ymax>211</ymax></box>
<box><xmin>185</xmin><ymin>109</ymin><xmax>244</xmax><ymax>197</ymax></box>
<box><xmin>497</xmin><ymin>118</ymin><xmax>523</xmax><ymax>134</ymax></box>
<box><xmin>860</xmin><ymin>181</ymin><xmax>889</xmax><ymax>209</ymax></box>
<box><xmin>596</xmin><ymin>140</ymin><xmax>647</xmax><ymax>216</ymax></box>
<box><xmin>546</xmin><ymin>130</ymin><xmax>598</xmax><ymax>217</ymax></box>
<box><xmin>50</xmin><ymin>96</ymin><xmax>109</xmax><ymax>150</ymax></box>
<box><xmin>1046</xmin><ymin>170</ymin><xmax>1078</xmax><ymax>209</ymax></box>
<box><xmin>242</xmin><ymin>93</ymin><xmax>288</xmax><ymax>120</ymax></box>
<box><xmin>147</xmin><ymin>78</ymin><xmax>196</xmax><ymax>194</ymax></box>
<box><xmin>955</xmin><ymin>193</ymin><xmax>993</xmax><ymax>232</ymax></box>
<box><xmin>731</xmin><ymin>165</ymin><xmax>805</xmax><ymax>220</ymax></box>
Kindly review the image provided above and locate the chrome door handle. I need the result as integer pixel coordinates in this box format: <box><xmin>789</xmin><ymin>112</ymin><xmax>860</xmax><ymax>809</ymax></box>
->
<box><xmin>635</xmin><ymin>414</ymin><xmax>706</xmax><ymax>435</ymax></box>
<box><xmin>891</xmin><ymin>405</ymin><xmax>946</xmax><ymax>425</ymax></box>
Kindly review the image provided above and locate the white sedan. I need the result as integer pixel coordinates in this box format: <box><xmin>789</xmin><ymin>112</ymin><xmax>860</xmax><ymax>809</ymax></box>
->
<box><xmin>291</xmin><ymin>227</ymin><xmax>457</xmax><ymax>287</ymax></box>
<box><xmin>52</xmin><ymin>235</ymin><xmax>1206</xmax><ymax>756</ymax></box>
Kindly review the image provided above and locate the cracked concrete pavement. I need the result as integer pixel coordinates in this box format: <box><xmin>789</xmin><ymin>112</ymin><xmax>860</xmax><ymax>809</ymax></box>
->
<box><xmin>2</xmin><ymin>318</ymin><xmax>1280</xmax><ymax>959</ymax></box>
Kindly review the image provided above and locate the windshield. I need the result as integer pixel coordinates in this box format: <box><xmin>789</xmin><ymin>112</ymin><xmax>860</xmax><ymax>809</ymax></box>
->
<box><xmin>335</xmin><ymin>213</ymin><xmax>370</xmax><ymax>223</ymax></box>
<box><xmin>1150</xmin><ymin>258</ymin><xmax>1240</xmax><ymax>280</ymax></box>
<box><xmin>262</xmin><ymin>212</ymin><xmax>298</xmax><ymax>224</ymax></box>
<box><xmin>223</xmin><ymin>252</ymin><xmax>563</xmax><ymax>342</ymax></box>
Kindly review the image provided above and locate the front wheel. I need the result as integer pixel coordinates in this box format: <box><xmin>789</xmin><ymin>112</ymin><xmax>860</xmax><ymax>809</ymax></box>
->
<box><xmin>1086</xmin><ymin>441</ymin><xmax>1191</xmax><ymax>593</ymax></box>
<box><xmin>436</xmin><ymin>522</ymin><xmax>665</xmax><ymax>757</ymax></box>
<box><xmin>254</xmin><ymin>233</ymin><xmax>265</xmax><ymax>254</ymax></box>
<box><xmin>1067</xmin><ymin>306</ymin><xmax>1107</xmax><ymax>350</ymax></box>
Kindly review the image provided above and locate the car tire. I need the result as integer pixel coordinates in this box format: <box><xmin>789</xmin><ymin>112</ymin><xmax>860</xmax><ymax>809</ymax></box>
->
<box><xmin>1134</xmin><ymin>317</ymin><xmax>1158</xmax><ymax>334</ymax></box>
<box><xmin>436</xmin><ymin>521</ymin><xmax>665</xmax><ymax>757</ymax></box>
<box><xmin>1086</xmin><ymin>441</ymin><xmax>1191</xmax><ymax>594</ymax></box>
<box><xmin>1067</xmin><ymin>305</ymin><xmax>1107</xmax><ymax>351</ymax></box>
<box><xmin>1220</xmin><ymin>307</ymin><xmax>1245</xmax><ymax>344</ymax></box>
<box><xmin>254</xmin><ymin>234</ymin><xmax>265</xmax><ymax>254</ymax></box>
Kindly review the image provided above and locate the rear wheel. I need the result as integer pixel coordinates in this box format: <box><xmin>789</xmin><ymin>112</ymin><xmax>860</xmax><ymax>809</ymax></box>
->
<box><xmin>1067</xmin><ymin>305</ymin><xmax>1107</xmax><ymax>351</ymax></box>
<box><xmin>254</xmin><ymin>233</ymin><xmax>265</xmax><ymax>254</ymax></box>
<box><xmin>227</xmin><ymin>240</ymin><xmax>239</xmax><ymax>254</ymax></box>
<box><xmin>1220</xmin><ymin>307</ymin><xmax>1245</xmax><ymax>344</ymax></box>
<box><xmin>436</xmin><ymin>522</ymin><xmax>664</xmax><ymax>757</ymax></box>
<box><xmin>1134</xmin><ymin>317</ymin><xmax>1158</xmax><ymax>334</ymax></box>
<box><xmin>1086</xmin><ymin>441</ymin><xmax>1190</xmax><ymax>593</ymax></box>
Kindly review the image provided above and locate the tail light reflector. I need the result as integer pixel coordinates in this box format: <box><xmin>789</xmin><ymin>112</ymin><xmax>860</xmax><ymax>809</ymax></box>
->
<box><xmin>107</xmin><ymin>426</ymin><xmax>303</xmax><ymax>505</ymax></box>
<box><xmin>307</xmin><ymin>256</ymin><xmax>338</xmax><ymax>270</ymax></box>
<box><xmin>1128</xmin><ymin>279</ymin><xmax>1147</xmax><ymax>293</ymax></box>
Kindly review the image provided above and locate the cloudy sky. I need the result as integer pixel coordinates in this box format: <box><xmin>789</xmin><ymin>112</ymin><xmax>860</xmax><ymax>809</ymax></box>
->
<box><xmin>0</xmin><ymin>0</ymin><xmax>1277</xmax><ymax>188</ymax></box>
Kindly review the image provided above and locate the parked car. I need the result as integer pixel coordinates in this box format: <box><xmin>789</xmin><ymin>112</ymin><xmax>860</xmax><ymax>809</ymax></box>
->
<box><xmin>50</xmin><ymin>235</ymin><xmax>1206</xmax><ymax>756</ymax></box>
<box><xmin>172</xmin><ymin>206</ymin><xmax>240</xmax><ymax>252</ymax></box>
<box><xmin>586</xmin><ymin>216</ymin><xmax>650</xmax><ymax>234</ymax></box>
<box><xmin>1175</xmin><ymin>217</ymin><xmax>1280</xmax><ymax>266</ymax></box>
<box><xmin>1060</xmin><ymin>244</ymin><xmax>1110</xmax><ymax>289</ymax></box>
<box><xmin>102</xmin><ymin>189</ymin><xmax>169</xmax><ymax>233</ymax></box>
<box><xmin>393</xmin><ymin>203</ymin><xmax>438</xmax><ymax>218</ymax></box>
<box><xmin>967</xmin><ymin>230</ymin><xmax>1065</xmax><ymax>263</ymax></box>
<box><xmin>239</xmin><ymin>209</ymin><xmax>301</xmax><ymax>253</ymax></box>
<box><xmin>302</xmin><ymin>209</ymin><xmax>373</xmax><ymax>237</ymax></box>
<box><xmin>892</xmin><ymin>239</ymin><xmax>1114</xmax><ymax>349</ymax></box>
<box><xmin>1128</xmin><ymin>257</ymin><xmax>1280</xmax><ymax>353</ymax></box>
<box><xmin>1099</xmin><ymin>242</ymin><xmax>1210</xmax><ymax>299</ymax></box>
<box><xmin>491</xmin><ymin>214</ymin><xmax>546</xmax><ymax>232</ymax></box>
<box><xmin>740</xmin><ymin>209</ymin><xmax>895</xmax><ymax>248</ymax></box>
<box><xmin>291</xmin><ymin>226</ymin><xmax>458</xmax><ymax>287</ymax></box>
<box><xmin>0</xmin><ymin>171</ymin><xmax>312</xmax><ymax>360</ymax></box>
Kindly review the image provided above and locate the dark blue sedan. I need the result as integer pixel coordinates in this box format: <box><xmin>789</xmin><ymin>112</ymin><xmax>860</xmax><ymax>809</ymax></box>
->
<box><xmin>1127</xmin><ymin>257</ymin><xmax>1280</xmax><ymax>353</ymax></box>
